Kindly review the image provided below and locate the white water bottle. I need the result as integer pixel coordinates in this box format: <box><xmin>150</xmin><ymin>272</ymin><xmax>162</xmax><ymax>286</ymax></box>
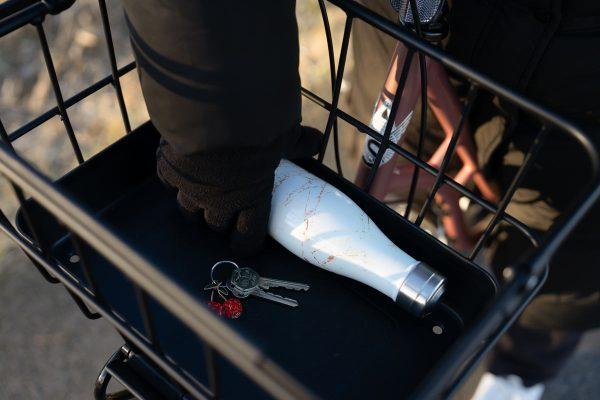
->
<box><xmin>269</xmin><ymin>160</ymin><xmax>445</xmax><ymax>316</ymax></box>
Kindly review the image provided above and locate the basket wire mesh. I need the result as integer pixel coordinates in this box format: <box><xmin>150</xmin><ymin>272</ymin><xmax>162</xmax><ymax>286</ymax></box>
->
<box><xmin>0</xmin><ymin>0</ymin><xmax>598</xmax><ymax>399</ymax></box>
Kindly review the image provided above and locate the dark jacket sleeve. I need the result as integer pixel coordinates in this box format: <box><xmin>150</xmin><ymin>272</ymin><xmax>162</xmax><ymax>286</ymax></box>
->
<box><xmin>122</xmin><ymin>0</ymin><xmax>301</xmax><ymax>156</ymax></box>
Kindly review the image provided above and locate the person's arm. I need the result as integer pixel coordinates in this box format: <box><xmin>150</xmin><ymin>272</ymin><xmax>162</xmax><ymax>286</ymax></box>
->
<box><xmin>123</xmin><ymin>0</ymin><xmax>321</xmax><ymax>255</ymax></box>
<box><xmin>123</xmin><ymin>0</ymin><xmax>302</xmax><ymax>154</ymax></box>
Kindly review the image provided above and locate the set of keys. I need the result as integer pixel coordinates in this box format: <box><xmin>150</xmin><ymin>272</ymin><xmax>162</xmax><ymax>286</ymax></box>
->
<box><xmin>227</xmin><ymin>266</ymin><xmax>309</xmax><ymax>307</ymax></box>
<box><xmin>206</xmin><ymin>261</ymin><xmax>309</xmax><ymax>317</ymax></box>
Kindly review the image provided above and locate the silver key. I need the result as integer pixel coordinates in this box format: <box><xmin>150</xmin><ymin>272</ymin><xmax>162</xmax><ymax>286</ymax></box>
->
<box><xmin>227</xmin><ymin>267</ymin><xmax>307</xmax><ymax>307</ymax></box>
<box><xmin>252</xmin><ymin>288</ymin><xmax>299</xmax><ymax>307</ymax></box>
<box><xmin>258</xmin><ymin>277</ymin><xmax>309</xmax><ymax>291</ymax></box>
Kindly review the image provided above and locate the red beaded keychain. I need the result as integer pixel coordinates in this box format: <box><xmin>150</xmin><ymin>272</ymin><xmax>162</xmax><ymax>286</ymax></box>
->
<box><xmin>222</xmin><ymin>297</ymin><xmax>243</xmax><ymax>319</ymax></box>
<box><xmin>204</xmin><ymin>261</ymin><xmax>244</xmax><ymax>319</ymax></box>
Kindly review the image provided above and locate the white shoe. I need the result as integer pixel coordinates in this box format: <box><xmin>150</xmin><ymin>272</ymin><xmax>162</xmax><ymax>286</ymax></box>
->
<box><xmin>471</xmin><ymin>372</ymin><xmax>545</xmax><ymax>400</ymax></box>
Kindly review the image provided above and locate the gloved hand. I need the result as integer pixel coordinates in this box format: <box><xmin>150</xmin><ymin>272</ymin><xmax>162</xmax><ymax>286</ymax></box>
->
<box><xmin>157</xmin><ymin>125</ymin><xmax>322</xmax><ymax>256</ymax></box>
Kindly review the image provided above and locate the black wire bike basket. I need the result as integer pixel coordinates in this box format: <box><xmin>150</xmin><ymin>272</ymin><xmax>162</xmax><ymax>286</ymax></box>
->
<box><xmin>0</xmin><ymin>0</ymin><xmax>599</xmax><ymax>399</ymax></box>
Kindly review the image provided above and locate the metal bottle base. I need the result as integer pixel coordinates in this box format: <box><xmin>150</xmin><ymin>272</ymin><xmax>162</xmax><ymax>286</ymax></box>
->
<box><xmin>395</xmin><ymin>262</ymin><xmax>446</xmax><ymax>316</ymax></box>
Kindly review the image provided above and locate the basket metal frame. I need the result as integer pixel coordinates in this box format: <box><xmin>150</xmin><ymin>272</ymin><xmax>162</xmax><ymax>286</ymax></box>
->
<box><xmin>0</xmin><ymin>0</ymin><xmax>598</xmax><ymax>399</ymax></box>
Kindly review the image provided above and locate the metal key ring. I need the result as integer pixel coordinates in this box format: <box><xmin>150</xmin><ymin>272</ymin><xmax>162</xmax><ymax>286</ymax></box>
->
<box><xmin>210</xmin><ymin>260</ymin><xmax>240</xmax><ymax>284</ymax></box>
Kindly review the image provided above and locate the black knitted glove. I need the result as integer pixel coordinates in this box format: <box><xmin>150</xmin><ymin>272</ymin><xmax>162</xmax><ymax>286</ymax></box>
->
<box><xmin>157</xmin><ymin>126</ymin><xmax>322</xmax><ymax>256</ymax></box>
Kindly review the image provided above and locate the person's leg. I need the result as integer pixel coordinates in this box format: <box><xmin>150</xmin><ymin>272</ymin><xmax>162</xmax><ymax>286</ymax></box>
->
<box><xmin>475</xmin><ymin>208</ymin><xmax>600</xmax><ymax>398</ymax></box>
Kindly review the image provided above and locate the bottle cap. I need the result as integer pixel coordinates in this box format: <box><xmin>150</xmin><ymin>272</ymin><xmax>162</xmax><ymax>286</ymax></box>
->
<box><xmin>395</xmin><ymin>262</ymin><xmax>445</xmax><ymax>316</ymax></box>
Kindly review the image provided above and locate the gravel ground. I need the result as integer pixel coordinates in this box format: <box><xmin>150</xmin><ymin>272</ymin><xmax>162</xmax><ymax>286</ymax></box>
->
<box><xmin>0</xmin><ymin>246</ymin><xmax>598</xmax><ymax>399</ymax></box>
<box><xmin>0</xmin><ymin>249</ymin><xmax>121</xmax><ymax>400</ymax></box>
<box><xmin>544</xmin><ymin>330</ymin><xmax>600</xmax><ymax>400</ymax></box>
